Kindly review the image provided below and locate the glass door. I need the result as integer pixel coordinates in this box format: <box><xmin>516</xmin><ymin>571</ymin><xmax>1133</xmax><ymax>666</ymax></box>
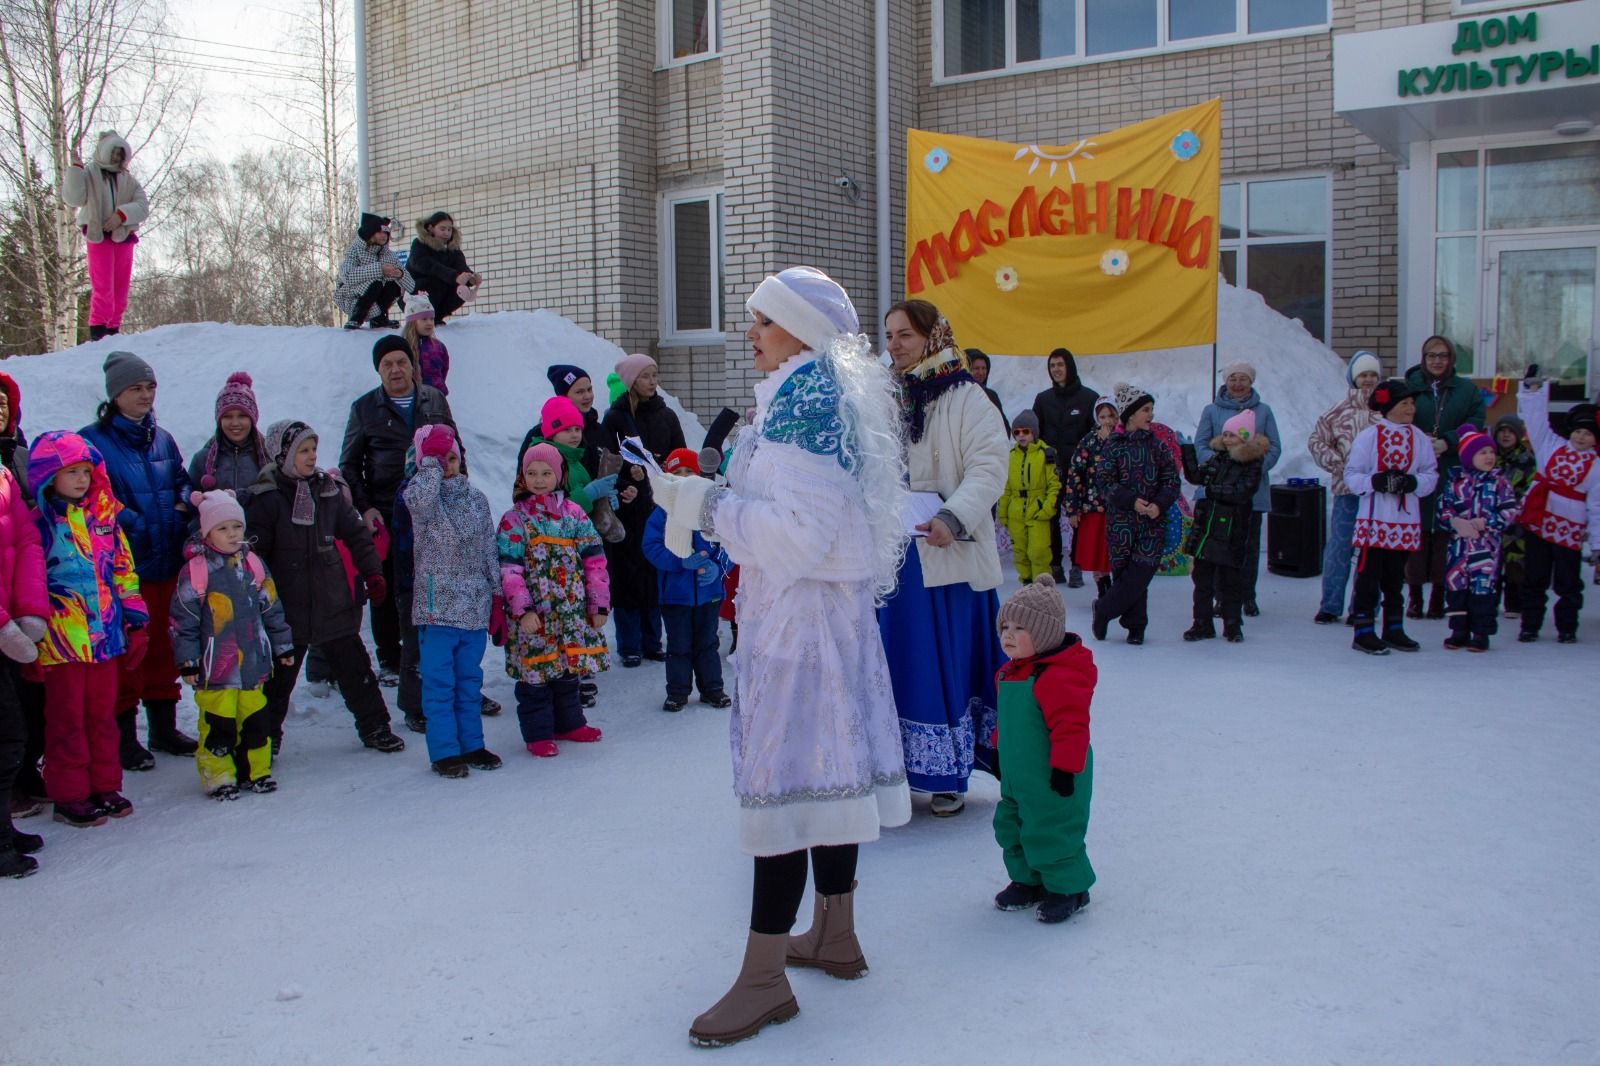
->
<box><xmin>1482</xmin><ymin>236</ymin><xmax>1600</xmax><ymax>403</ymax></box>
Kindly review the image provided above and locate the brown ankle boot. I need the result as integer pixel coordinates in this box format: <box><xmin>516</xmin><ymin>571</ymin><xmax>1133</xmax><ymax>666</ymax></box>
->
<box><xmin>786</xmin><ymin>881</ymin><xmax>867</xmax><ymax>979</ymax></box>
<box><xmin>689</xmin><ymin>931</ymin><xmax>799</xmax><ymax>1048</ymax></box>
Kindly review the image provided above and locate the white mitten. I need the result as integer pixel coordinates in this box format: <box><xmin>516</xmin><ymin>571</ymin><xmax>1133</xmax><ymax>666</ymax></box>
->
<box><xmin>662</xmin><ymin>476</ymin><xmax>717</xmax><ymax>559</ymax></box>
<box><xmin>0</xmin><ymin>619</ymin><xmax>39</xmax><ymax>664</ymax></box>
<box><xmin>15</xmin><ymin>615</ymin><xmax>47</xmax><ymax>642</ymax></box>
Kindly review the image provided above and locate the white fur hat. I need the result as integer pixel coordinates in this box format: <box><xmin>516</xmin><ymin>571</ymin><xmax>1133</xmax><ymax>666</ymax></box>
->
<box><xmin>746</xmin><ymin>266</ymin><xmax>860</xmax><ymax>354</ymax></box>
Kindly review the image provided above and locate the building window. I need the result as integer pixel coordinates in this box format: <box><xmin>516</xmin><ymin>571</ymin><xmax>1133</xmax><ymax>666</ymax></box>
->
<box><xmin>660</xmin><ymin>190</ymin><xmax>724</xmax><ymax>343</ymax></box>
<box><xmin>939</xmin><ymin>0</ymin><xmax>1326</xmax><ymax>77</ymax></box>
<box><xmin>659</xmin><ymin>0</ymin><xmax>718</xmax><ymax>65</ymax></box>
<box><xmin>1218</xmin><ymin>175</ymin><xmax>1330</xmax><ymax>342</ymax></box>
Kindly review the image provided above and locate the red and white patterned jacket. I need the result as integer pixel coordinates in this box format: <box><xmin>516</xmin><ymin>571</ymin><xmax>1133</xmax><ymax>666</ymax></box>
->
<box><xmin>1345</xmin><ymin>418</ymin><xmax>1440</xmax><ymax>552</ymax></box>
<box><xmin>1516</xmin><ymin>383</ymin><xmax>1600</xmax><ymax>553</ymax></box>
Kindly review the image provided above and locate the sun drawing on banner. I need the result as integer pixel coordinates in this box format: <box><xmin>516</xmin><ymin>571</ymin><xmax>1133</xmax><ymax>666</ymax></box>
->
<box><xmin>1013</xmin><ymin>139</ymin><xmax>1096</xmax><ymax>181</ymax></box>
<box><xmin>995</xmin><ymin>266</ymin><xmax>1019</xmax><ymax>292</ymax></box>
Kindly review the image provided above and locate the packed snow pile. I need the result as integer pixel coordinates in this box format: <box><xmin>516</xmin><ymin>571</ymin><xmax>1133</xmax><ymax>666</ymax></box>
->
<box><xmin>3</xmin><ymin>312</ymin><xmax>705</xmax><ymax>515</ymax></box>
<box><xmin>985</xmin><ymin>282</ymin><xmax>1349</xmax><ymax>481</ymax></box>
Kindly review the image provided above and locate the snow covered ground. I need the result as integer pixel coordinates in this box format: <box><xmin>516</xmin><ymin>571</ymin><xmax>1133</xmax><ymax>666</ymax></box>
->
<box><xmin>9</xmin><ymin>563</ymin><xmax>1597</xmax><ymax>1066</ymax></box>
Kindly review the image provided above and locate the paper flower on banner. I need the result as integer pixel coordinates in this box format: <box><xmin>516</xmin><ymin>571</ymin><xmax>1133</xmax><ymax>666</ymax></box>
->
<box><xmin>1171</xmin><ymin>130</ymin><xmax>1201</xmax><ymax>161</ymax></box>
<box><xmin>924</xmin><ymin>147</ymin><xmax>951</xmax><ymax>173</ymax></box>
<box><xmin>1100</xmin><ymin>249</ymin><xmax>1129</xmax><ymax>276</ymax></box>
<box><xmin>995</xmin><ymin>265</ymin><xmax>1020</xmax><ymax>292</ymax></box>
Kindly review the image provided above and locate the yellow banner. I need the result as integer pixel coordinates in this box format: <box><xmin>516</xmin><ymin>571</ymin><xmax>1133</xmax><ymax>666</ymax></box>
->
<box><xmin>905</xmin><ymin>99</ymin><xmax>1221</xmax><ymax>355</ymax></box>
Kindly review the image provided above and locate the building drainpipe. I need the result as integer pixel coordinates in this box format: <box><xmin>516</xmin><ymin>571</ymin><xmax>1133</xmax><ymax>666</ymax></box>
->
<box><xmin>353</xmin><ymin>0</ymin><xmax>371</xmax><ymax>211</ymax></box>
<box><xmin>875</xmin><ymin>0</ymin><xmax>891</xmax><ymax>353</ymax></box>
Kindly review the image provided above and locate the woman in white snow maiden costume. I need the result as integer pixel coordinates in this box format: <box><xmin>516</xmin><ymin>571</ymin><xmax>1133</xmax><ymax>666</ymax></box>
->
<box><xmin>644</xmin><ymin>266</ymin><xmax>911</xmax><ymax>1049</ymax></box>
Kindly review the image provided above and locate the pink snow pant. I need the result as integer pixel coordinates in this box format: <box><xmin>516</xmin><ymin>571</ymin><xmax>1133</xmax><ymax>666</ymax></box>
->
<box><xmin>86</xmin><ymin>237</ymin><xmax>136</xmax><ymax>329</ymax></box>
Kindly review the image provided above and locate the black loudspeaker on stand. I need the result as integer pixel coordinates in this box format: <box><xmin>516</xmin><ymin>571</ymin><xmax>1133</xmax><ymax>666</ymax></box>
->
<box><xmin>1267</xmin><ymin>481</ymin><xmax>1326</xmax><ymax>578</ymax></box>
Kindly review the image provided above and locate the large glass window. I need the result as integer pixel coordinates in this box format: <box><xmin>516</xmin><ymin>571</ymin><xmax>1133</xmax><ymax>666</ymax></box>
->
<box><xmin>660</xmin><ymin>0</ymin><xmax>719</xmax><ymax>64</ymax></box>
<box><xmin>661</xmin><ymin>191</ymin><xmax>724</xmax><ymax>341</ymax></box>
<box><xmin>1435</xmin><ymin>150</ymin><xmax>1478</xmax><ymax>234</ymax></box>
<box><xmin>1434</xmin><ymin>236</ymin><xmax>1478</xmax><ymax>372</ymax></box>
<box><xmin>1219</xmin><ymin>175</ymin><xmax>1330</xmax><ymax>341</ymax></box>
<box><xmin>1485</xmin><ymin>141</ymin><xmax>1600</xmax><ymax>231</ymax></box>
<box><xmin>939</xmin><ymin>0</ymin><xmax>1326</xmax><ymax>76</ymax></box>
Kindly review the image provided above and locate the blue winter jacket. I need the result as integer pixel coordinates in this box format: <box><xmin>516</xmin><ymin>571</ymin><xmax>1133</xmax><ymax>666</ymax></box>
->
<box><xmin>81</xmin><ymin>413</ymin><xmax>192</xmax><ymax>582</ymax></box>
<box><xmin>642</xmin><ymin>507</ymin><xmax>729</xmax><ymax>608</ymax></box>
<box><xmin>1193</xmin><ymin>386</ymin><xmax>1282</xmax><ymax>513</ymax></box>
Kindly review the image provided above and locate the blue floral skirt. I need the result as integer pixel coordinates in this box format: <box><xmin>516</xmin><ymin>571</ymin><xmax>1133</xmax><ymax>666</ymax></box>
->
<box><xmin>876</xmin><ymin>546</ymin><xmax>1000</xmax><ymax>795</ymax></box>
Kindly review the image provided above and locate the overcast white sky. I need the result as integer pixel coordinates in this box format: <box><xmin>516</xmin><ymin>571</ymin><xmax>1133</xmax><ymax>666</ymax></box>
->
<box><xmin>167</xmin><ymin>0</ymin><xmax>353</xmax><ymax>161</ymax></box>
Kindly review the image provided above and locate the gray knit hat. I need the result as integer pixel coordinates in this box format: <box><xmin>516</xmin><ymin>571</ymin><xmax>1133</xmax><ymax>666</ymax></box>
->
<box><xmin>103</xmin><ymin>350</ymin><xmax>155</xmax><ymax>400</ymax></box>
<box><xmin>1012</xmin><ymin>409</ymin><xmax>1040</xmax><ymax>436</ymax></box>
<box><xmin>264</xmin><ymin>419</ymin><xmax>318</xmax><ymax>477</ymax></box>
<box><xmin>998</xmin><ymin>573</ymin><xmax>1066</xmax><ymax>656</ymax></box>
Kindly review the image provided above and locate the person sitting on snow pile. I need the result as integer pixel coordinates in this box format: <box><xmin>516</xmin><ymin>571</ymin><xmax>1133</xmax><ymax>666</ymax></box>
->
<box><xmin>991</xmin><ymin>574</ymin><xmax>1095</xmax><ymax>925</ymax></box>
<box><xmin>334</xmin><ymin>212</ymin><xmax>414</xmax><ymax>331</ymax></box>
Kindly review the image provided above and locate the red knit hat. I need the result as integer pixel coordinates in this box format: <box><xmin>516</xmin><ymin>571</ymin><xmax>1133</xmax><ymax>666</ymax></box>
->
<box><xmin>663</xmin><ymin>448</ymin><xmax>700</xmax><ymax>475</ymax></box>
<box><xmin>215</xmin><ymin>371</ymin><xmax>259</xmax><ymax>425</ymax></box>
<box><xmin>541</xmin><ymin>396</ymin><xmax>583</xmax><ymax>439</ymax></box>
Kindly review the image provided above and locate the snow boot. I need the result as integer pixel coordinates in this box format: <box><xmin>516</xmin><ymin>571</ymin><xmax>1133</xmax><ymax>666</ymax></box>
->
<box><xmin>1037</xmin><ymin>890</ymin><xmax>1091</xmax><ymax>924</ymax></box>
<box><xmin>480</xmin><ymin>695</ymin><xmax>502</xmax><ymax>717</ymax></box>
<box><xmin>1242</xmin><ymin>600</ymin><xmax>1260</xmax><ymax>618</ymax></box>
<box><xmin>403</xmin><ymin>710</ymin><xmax>426</xmax><ymax>734</ymax></box>
<box><xmin>53</xmin><ymin>800</ymin><xmax>107</xmax><ymax>827</ymax></box>
<box><xmin>10</xmin><ymin>795</ymin><xmax>44</xmax><ymax>820</ymax></box>
<box><xmin>0</xmin><ymin>845</ymin><xmax>37</xmax><ymax>879</ymax></box>
<box><xmin>462</xmin><ymin>748</ymin><xmax>503</xmax><ymax>770</ymax></box>
<box><xmin>145</xmin><ymin>700</ymin><xmax>198</xmax><ymax>756</ymax></box>
<box><xmin>1312</xmin><ymin>611</ymin><xmax>1339</xmax><ymax>624</ymax></box>
<box><xmin>11</xmin><ymin>828</ymin><xmax>43</xmax><ymax>854</ymax></box>
<box><xmin>1090</xmin><ymin>603</ymin><xmax>1109</xmax><ymax>642</ymax></box>
<box><xmin>621</xmin><ymin>655</ymin><xmax>643</xmax><ymax>668</ymax></box>
<box><xmin>1067</xmin><ymin>566</ymin><xmax>1084</xmax><ymax>589</ymax></box>
<box><xmin>527</xmin><ymin>740</ymin><xmax>558</xmax><ymax>758</ymax></box>
<box><xmin>376</xmin><ymin>665</ymin><xmax>400</xmax><ymax>688</ymax></box>
<box><xmin>1125</xmin><ymin>631</ymin><xmax>1144</xmax><ymax>646</ymax></box>
<box><xmin>1557</xmin><ymin>631</ymin><xmax>1578</xmax><ymax>644</ymax></box>
<box><xmin>643</xmin><ymin>650</ymin><xmax>668</xmax><ymax>663</ymax></box>
<box><xmin>91</xmin><ymin>790</ymin><xmax>133</xmax><ymax>818</ymax></box>
<box><xmin>1223</xmin><ymin>623</ymin><xmax>1244</xmax><ymax>643</ymax></box>
<box><xmin>930</xmin><ymin>792</ymin><xmax>965</xmax><ymax>817</ymax></box>
<box><xmin>1382</xmin><ymin>624</ymin><xmax>1420</xmax><ymax>652</ymax></box>
<box><xmin>117</xmin><ymin>710</ymin><xmax>154</xmax><ymax>771</ymax></box>
<box><xmin>663</xmin><ymin>697</ymin><xmax>686</xmax><ymax>713</ymax></box>
<box><xmin>246</xmin><ymin>776</ymin><xmax>278</xmax><ymax>794</ymax></box>
<box><xmin>1182</xmin><ymin>621</ymin><xmax>1215</xmax><ymax>642</ymax></box>
<box><xmin>1095</xmin><ymin>575</ymin><xmax>1112</xmax><ymax>598</ymax></box>
<box><xmin>1351</xmin><ymin>616</ymin><xmax>1389</xmax><ymax>655</ymax></box>
<box><xmin>432</xmin><ymin>756</ymin><xmax>470</xmax><ymax>779</ymax></box>
<box><xmin>994</xmin><ymin>881</ymin><xmax>1047</xmax><ymax>912</ymax></box>
<box><xmin>370</xmin><ymin>315</ymin><xmax>398</xmax><ymax>330</ymax></box>
<box><xmin>209</xmin><ymin>784</ymin><xmax>240</xmax><ymax>801</ymax></box>
<box><xmin>1426</xmin><ymin>585</ymin><xmax>1446</xmax><ymax>620</ymax></box>
<box><xmin>1468</xmin><ymin>635</ymin><xmax>1490</xmax><ymax>653</ymax></box>
<box><xmin>88</xmin><ymin>324</ymin><xmax>109</xmax><ymax>341</ymax></box>
<box><xmin>1517</xmin><ymin>630</ymin><xmax>1539</xmax><ymax>643</ymax></box>
<box><xmin>689</xmin><ymin>931</ymin><xmax>800</xmax><ymax>1048</ymax></box>
<box><xmin>1442</xmin><ymin>633</ymin><xmax>1469</xmax><ymax>650</ymax></box>
<box><xmin>361</xmin><ymin>729</ymin><xmax>405</xmax><ymax>753</ymax></box>
<box><xmin>786</xmin><ymin>881</ymin><xmax>868</xmax><ymax>979</ymax></box>
<box><xmin>702</xmin><ymin>691</ymin><xmax>733</xmax><ymax>709</ymax></box>
<box><xmin>1406</xmin><ymin>584</ymin><xmax>1425</xmax><ymax>619</ymax></box>
<box><xmin>555</xmin><ymin>725</ymin><xmax>602</xmax><ymax>742</ymax></box>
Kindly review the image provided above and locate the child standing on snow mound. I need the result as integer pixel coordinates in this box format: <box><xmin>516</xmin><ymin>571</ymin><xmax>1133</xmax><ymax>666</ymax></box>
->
<box><xmin>499</xmin><ymin>443</ymin><xmax>609</xmax><ymax>758</ymax></box>
<box><xmin>1344</xmin><ymin>380</ymin><xmax>1439</xmax><ymax>656</ymax></box>
<box><xmin>999</xmin><ymin>410</ymin><xmax>1061</xmax><ymax>584</ymax></box>
<box><xmin>401</xmin><ymin>294</ymin><xmax>450</xmax><ymax>395</ymax></box>
<box><xmin>1179</xmin><ymin>409</ymin><xmax>1269</xmax><ymax>644</ymax></box>
<box><xmin>403</xmin><ymin>425</ymin><xmax>502</xmax><ymax>778</ymax></box>
<box><xmin>1513</xmin><ymin>379</ymin><xmax>1600</xmax><ymax>643</ymax></box>
<box><xmin>991</xmin><ymin>574</ymin><xmax>1095</xmax><ymax>924</ymax></box>
<box><xmin>1436</xmin><ymin>430</ymin><xmax>1521</xmax><ymax>652</ymax></box>
<box><xmin>641</xmin><ymin>449</ymin><xmax>731</xmax><ymax>713</ymax></box>
<box><xmin>245</xmin><ymin>420</ymin><xmax>405</xmax><ymax>755</ymax></box>
<box><xmin>170</xmin><ymin>491</ymin><xmax>295</xmax><ymax>800</ymax></box>
<box><xmin>28</xmin><ymin>432</ymin><xmax>148</xmax><ymax>828</ymax></box>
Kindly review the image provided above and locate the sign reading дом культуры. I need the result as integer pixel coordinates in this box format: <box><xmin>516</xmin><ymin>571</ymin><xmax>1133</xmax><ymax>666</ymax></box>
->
<box><xmin>904</xmin><ymin>99</ymin><xmax>1221</xmax><ymax>357</ymax></box>
<box><xmin>1400</xmin><ymin>9</ymin><xmax>1597</xmax><ymax>98</ymax></box>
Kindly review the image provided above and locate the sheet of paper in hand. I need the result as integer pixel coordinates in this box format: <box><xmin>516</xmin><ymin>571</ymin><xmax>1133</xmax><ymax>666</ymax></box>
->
<box><xmin>905</xmin><ymin>491</ymin><xmax>946</xmax><ymax>537</ymax></box>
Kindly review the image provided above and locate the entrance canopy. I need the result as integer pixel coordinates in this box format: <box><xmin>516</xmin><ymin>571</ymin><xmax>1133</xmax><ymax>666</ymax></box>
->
<box><xmin>1334</xmin><ymin>0</ymin><xmax>1600</xmax><ymax>163</ymax></box>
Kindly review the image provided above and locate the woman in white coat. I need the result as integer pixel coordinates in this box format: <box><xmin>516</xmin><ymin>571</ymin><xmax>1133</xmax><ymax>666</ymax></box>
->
<box><xmin>647</xmin><ymin>267</ymin><xmax>911</xmax><ymax>1048</ymax></box>
<box><xmin>877</xmin><ymin>299</ymin><xmax>1009</xmax><ymax>818</ymax></box>
<box><xmin>62</xmin><ymin>131</ymin><xmax>149</xmax><ymax>341</ymax></box>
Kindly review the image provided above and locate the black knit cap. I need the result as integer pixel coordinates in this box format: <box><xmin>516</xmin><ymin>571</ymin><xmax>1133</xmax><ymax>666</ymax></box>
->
<box><xmin>1567</xmin><ymin>404</ymin><xmax>1599</xmax><ymax>438</ymax></box>
<box><xmin>1368</xmin><ymin>377</ymin><xmax>1420</xmax><ymax>415</ymax></box>
<box><xmin>357</xmin><ymin>212</ymin><xmax>390</xmax><ymax>241</ymax></box>
<box><xmin>372</xmin><ymin>334</ymin><xmax>413</xmax><ymax>371</ymax></box>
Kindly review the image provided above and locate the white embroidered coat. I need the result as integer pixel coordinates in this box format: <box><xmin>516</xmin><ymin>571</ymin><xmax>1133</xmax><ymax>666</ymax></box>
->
<box><xmin>1344</xmin><ymin>418</ymin><xmax>1440</xmax><ymax>551</ymax></box>
<box><xmin>706</xmin><ymin>355</ymin><xmax>910</xmax><ymax>856</ymax></box>
<box><xmin>1516</xmin><ymin>384</ymin><xmax>1600</xmax><ymax>552</ymax></box>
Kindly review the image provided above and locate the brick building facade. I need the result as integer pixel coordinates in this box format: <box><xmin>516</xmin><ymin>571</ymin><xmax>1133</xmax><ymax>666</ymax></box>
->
<box><xmin>364</xmin><ymin>0</ymin><xmax>1600</xmax><ymax>416</ymax></box>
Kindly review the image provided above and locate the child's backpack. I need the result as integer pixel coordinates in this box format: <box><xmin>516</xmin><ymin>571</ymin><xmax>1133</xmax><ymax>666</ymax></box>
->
<box><xmin>185</xmin><ymin>551</ymin><xmax>267</xmax><ymax>597</ymax></box>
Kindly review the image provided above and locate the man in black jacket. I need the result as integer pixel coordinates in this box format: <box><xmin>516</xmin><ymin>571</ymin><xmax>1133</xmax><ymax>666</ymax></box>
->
<box><xmin>339</xmin><ymin>335</ymin><xmax>458</xmax><ymax>682</ymax></box>
<box><xmin>965</xmin><ymin>349</ymin><xmax>1009</xmax><ymax>434</ymax></box>
<box><xmin>1032</xmin><ymin>347</ymin><xmax>1099</xmax><ymax>585</ymax></box>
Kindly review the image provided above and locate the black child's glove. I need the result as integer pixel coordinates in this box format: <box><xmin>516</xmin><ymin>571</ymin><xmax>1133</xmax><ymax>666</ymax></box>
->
<box><xmin>1049</xmin><ymin>768</ymin><xmax>1076</xmax><ymax>797</ymax></box>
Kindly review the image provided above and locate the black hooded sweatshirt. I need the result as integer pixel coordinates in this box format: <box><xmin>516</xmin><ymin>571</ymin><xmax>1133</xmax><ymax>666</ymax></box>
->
<box><xmin>1032</xmin><ymin>352</ymin><xmax>1100</xmax><ymax>470</ymax></box>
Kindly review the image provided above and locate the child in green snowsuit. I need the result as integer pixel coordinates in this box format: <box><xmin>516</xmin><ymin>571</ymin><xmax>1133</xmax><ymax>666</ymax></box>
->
<box><xmin>991</xmin><ymin>573</ymin><xmax>1095</xmax><ymax>924</ymax></box>
<box><xmin>999</xmin><ymin>410</ymin><xmax>1061</xmax><ymax>583</ymax></box>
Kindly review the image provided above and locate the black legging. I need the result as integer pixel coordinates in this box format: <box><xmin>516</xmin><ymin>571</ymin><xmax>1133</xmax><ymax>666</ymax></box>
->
<box><xmin>750</xmin><ymin>844</ymin><xmax>859</xmax><ymax>935</ymax></box>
